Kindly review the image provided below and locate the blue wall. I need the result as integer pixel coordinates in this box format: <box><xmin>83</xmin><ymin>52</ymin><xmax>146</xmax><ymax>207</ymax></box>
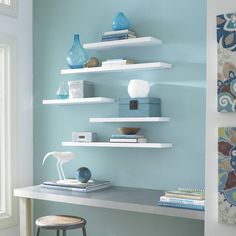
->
<box><xmin>33</xmin><ymin>0</ymin><xmax>206</xmax><ymax>235</ymax></box>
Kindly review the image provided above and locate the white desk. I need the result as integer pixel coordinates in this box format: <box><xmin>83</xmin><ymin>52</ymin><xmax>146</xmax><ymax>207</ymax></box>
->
<box><xmin>14</xmin><ymin>185</ymin><xmax>204</xmax><ymax>236</ymax></box>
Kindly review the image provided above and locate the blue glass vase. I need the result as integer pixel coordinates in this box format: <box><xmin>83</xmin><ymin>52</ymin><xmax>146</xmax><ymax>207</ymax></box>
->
<box><xmin>112</xmin><ymin>12</ymin><xmax>129</xmax><ymax>31</ymax></box>
<box><xmin>66</xmin><ymin>34</ymin><xmax>89</xmax><ymax>69</ymax></box>
<box><xmin>56</xmin><ymin>81</ymin><xmax>69</xmax><ymax>99</ymax></box>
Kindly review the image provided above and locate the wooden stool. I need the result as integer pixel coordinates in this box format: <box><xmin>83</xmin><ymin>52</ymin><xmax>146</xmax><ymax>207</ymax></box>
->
<box><xmin>35</xmin><ymin>215</ymin><xmax>87</xmax><ymax>236</ymax></box>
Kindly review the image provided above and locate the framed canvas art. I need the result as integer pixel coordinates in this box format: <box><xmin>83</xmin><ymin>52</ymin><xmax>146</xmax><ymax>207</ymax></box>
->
<box><xmin>217</xmin><ymin>13</ymin><xmax>236</xmax><ymax>112</ymax></box>
<box><xmin>218</xmin><ymin>127</ymin><xmax>236</xmax><ymax>224</ymax></box>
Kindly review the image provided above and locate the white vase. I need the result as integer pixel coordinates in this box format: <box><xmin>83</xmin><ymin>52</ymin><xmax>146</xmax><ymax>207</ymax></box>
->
<box><xmin>128</xmin><ymin>80</ymin><xmax>150</xmax><ymax>98</ymax></box>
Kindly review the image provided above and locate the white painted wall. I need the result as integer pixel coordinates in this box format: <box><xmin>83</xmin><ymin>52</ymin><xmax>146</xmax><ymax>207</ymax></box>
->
<box><xmin>206</xmin><ymin>0</ymin><xmax>236</xmax><ymax>235</ymax></box>
<box><xmin>0</xmin><ymin>0</ymin><xmax>32</xmax><ymax>236</ymax></box>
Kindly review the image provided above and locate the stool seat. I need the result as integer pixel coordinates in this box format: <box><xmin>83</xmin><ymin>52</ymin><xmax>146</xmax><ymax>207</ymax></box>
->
<box><xmin>35</xmin><ymin>215</ymin><xmax>87</xmax><ymax>236</ymax></box>
<box><xmin>35</xmin><ymin>215</ymin><xmax>86</xmax><ymax>231</ymax></box>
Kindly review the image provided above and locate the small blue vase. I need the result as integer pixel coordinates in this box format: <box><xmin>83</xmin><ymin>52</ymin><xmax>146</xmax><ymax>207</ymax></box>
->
<box><xmin>76</xmin><ymin>167</ymin><xmax>91</xmax><ymax>183</ymax></box>
<box><xmin>112</xmin><ymin>12</ymin><xmax>129</xmax><ymax>31</ymax></box>
<box><xmin>56</xmin><ymin>81</ymin><xmax>69</xmax><ymax>99</ymax></box>
<box><xmin>66</xmin><ymin>34</ymin><xmax>89</xmax><ymax>69</ymax></box>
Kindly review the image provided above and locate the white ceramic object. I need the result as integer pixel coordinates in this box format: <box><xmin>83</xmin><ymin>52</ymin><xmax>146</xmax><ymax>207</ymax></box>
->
<box><xmin>42</xmin><ymin>151</ymin><xmax>75</xmax><ymax>181</ymax></box>
<box><xmin>128</xmin><ymin>79</ymin><xmax>150</xmax><ymax>98</ymax></box>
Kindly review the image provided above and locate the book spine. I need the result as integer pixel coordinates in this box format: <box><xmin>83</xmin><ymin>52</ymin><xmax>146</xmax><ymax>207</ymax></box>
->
<box><xmin>110</xmin><ymin>138</ymin><xmax>147</xmax><ymax>143</ymax></box>
<box><xmin>102</xmin><ymin>60</ymin><xmax>135</xmax><ymax>65</ymax></box>
<box><xmin>103</xmin><ymin>29</ymin><xmax>135</xmax><ymax>35</ymax></box>
<box><xmin>102</xmin><ymin>33</ymin><xmax>135</xmax><ymax>39</ymax></box>
<box><xmin>101</xmin><ymin>36</ymin><xmax>129</xmax><ymax>41</ymax></box>
<box><xmin>165</xmin><ymin>193</ymin><xmax>204</xmax><ymax>200</ymax></box>
<box><xmin>159</xmin><ymin>196</ymin><xmax>205</xmax><ymax>206</ymax></box>
<box><xmin>157</xmin><ymin>201</ymin><xmax>205</xmax><ymax>211</ymax></box>
<box><xmin>102</xmin><ymin>62</ymin><xmax>135</xmax><ymax>66</ymax></box>
<box><xmin>111</xmin><ymin>134</ymin><xmax>144</xmax><ymax>139</ymax></box>
<box><xmin>41</xmin><ymin>184</ymin><xmax>87</xmax><ymax>192</ymax></box>
<box><xmin>103</xmin><ymin>58</ymin><xmax>124</xmax><ymax>61</ymax></box>
<box><xmin>177</xmin><ymin>188</ymin><xmax>205</xmax><ymax>192</ymax></box>
<box><xmin>102</xmin><ymin>63</ymin><xmax>134</xmax><ymax>67</ymax></box>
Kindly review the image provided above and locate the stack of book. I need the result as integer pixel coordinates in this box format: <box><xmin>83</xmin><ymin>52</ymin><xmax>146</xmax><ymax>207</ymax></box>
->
<box><xmin>110</xmin><ymin>134</ymin><xmax>147</xmax><ymax>143</ymax></box>
<box><xmin>102</xmin><ymin>58</ymin><xmax>136</xmax><ymax>67</ymax></box>
<box><xmin>41</xmin><ymin>179</ymin><xmax>111</xmax><ymax>193</ymax></box>
<box><xmin>101</xmin><ymin>29</ymin><xmax>136</xmax><ymax>42</ymax></box>
<box><xmin>157</xmin><ymin>188</ymin><xmax>205</xmax><ymax>211</ymax></box>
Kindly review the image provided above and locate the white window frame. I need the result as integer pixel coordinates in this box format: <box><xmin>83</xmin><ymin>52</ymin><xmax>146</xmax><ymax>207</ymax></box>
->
<box><xmin>0</xmin><ymin>34</ymin><xmax>17</xmax><ymax>229</ymax></box>
<box><xmin>0</xmin><ymin>0</ymin><xmax>18</xmax><ymax>17</ymax></box>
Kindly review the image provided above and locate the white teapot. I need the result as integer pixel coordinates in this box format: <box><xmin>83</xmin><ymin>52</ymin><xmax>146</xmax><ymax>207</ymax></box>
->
<box><xmin>128</xmin><ymin>79</ymin><xmax>150</xmax><ymax>98</ymax></box>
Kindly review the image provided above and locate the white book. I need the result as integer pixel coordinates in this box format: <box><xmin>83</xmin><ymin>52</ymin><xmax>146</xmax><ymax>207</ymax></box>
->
<box><xmin>102</xmin><ymin>63</ymin><xmax>136</xmax><ymax>67</ymax></box>
<box><xmin>111</xmin><ymin>134</ymin><xmax>144</xmax><ymax>139</ymax></box>
<box><xmin>110</xmin><ymin>138</ymin><xmax>147</xmax><ymax>143</ymax></box>
<box><xmin>41</xmin><ymin>179</ymin><xmax>111</xmax><ymax>193</ymax></box>
<box><xmin>103</xmin><ymin>29</ymin><xmax>135</xmax><ymax>36</ymax></box>
<box><xmin>102</xmin><ymin>59</ymin><xmax>136</xmax><ymax>65</ymax></box>
<box><xmin>159</xmin><ymin>196</ymin><xmax>205</xmax><ymax>206</ymax></box>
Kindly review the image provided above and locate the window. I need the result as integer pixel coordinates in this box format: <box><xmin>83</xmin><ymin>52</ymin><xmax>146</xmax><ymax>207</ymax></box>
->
<box><xmin>0</xmin><ymin>34</ymin><xmax>17</xmax><ymax>229</ymax></box>
<box><xmin>0</xmin><ymin>0</ymin><xmax>17</xmax><ymax>17</ymax></box>
<box><xmin>0</xmin><ymin>0</ymin><xmax>10</xmax><ymax>5</ymax></box>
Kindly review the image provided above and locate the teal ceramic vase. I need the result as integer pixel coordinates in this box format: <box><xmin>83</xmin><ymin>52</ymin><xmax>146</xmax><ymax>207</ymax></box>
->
<box><xmin>66</xmin><ymin>34</ymin><xmax>89</xmax><ymax>69</ymax></box>
<box><xmin>112</xmin><ymin>12</ymin><xmax>129</xmax><ymax>31</ymax></box>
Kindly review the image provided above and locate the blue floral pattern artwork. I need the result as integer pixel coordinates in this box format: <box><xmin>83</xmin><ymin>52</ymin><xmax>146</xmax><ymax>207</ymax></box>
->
<box><xmin>218</xmin><ymin>127</ymin><xmax>236</xmax><ymax>224</ymax></box>
<box><xmin>217</xmin><ymin>13</ymin><xmax>236</xmax><ymax>112</ymax></box>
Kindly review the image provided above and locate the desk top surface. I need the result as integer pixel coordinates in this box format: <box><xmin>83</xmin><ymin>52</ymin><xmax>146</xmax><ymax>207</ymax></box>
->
<box><xmin>14</xmin><ymin>185</ymin><xmax>204</xmax><ymax>221</ymax></box>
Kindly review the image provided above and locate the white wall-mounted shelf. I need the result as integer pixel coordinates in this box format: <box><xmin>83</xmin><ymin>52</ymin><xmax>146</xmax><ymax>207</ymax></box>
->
<box><xmin>89</xmin><ymin>117</ymin><xmax>170</xmax><ymax>123</ymax></box>
<box><xmin>83</xmin><ymin>37</ymin><xmax>162</xmax><ymax>50</ymax></box>
<box><xmin>62</xmin><ymin>142</ymin><xmax>173</xmax><ymax>149</ymax></box>
<box><xmin>14</xmin><ymin>185</ymin><xmax>204</xmax><ymax>221</ymax></box>
<box><xmin>42</xmin><ymin>97</ymin><xmax>116</xmax><ymax>105</ymax></box>
<box><xmin>61</xmin><ymin>62</ymin><xmax>172</xmax><ymax>75</ymax></box>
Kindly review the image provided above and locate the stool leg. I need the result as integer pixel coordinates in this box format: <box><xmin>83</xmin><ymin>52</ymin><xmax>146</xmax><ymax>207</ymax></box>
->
<box><xmin>57</xmin><ymin>230</ymin><xmax>60</xmax><ymax>236</ymax></box>
<box><xmin>35</xmin><ymin>227</ymin><xmax>40</xmax><ymax>236</ymax></box>
<box><xmin>63</xmin><ymin>230</ymin><xmax>66</xmax><ymax>236</ymax></box>
<box><xmin>82</xmin><ymin>227</ymin><xmax>87</xmax><ymax>236</ymax></box>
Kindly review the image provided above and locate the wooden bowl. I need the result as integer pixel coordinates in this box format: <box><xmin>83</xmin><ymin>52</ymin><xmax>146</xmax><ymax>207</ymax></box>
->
<box><xmin>117</xmin><ymin>127</ymin><xmax>140</xmax><ymax>135</ymax></box>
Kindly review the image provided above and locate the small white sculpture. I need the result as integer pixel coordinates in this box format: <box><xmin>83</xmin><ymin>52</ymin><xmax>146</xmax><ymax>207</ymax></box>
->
<box><xmin>42</xmin><ymin>151</ymin><xmax>75</xmax><ymax>181</ymax></box>
<box><xmin>128</xmin><ymin>79</ymin><xmax>150</xmax><ymax>98</ymax></box>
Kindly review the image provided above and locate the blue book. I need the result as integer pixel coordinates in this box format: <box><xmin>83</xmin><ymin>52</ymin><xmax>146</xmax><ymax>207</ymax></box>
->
<box><xmin>101</xmin><ymin>36</ymin><xmax>129</xmax><ymax>41</ymax></box>
<box><xmin>157</xmin><ymin>201</ymin><xmax>205</xmax><ymax>211</ymax></box>
<box><xmin>102</xmin><ymin>33</ymin><xmax>134</xmax><ymax>39</ymax></box>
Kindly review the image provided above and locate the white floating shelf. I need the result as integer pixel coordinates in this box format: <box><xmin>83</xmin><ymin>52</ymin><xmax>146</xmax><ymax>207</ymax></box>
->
<box><xmin>42</xmin><ymin>97</ymin><xmax>116</xmax><ymax>105</ymax></box>
<box><xmin>89</xmin><ymin>117</ymin><xmax>170</xmax><ymax>123</ymax></box>
<box><xmin>62</xmin><ymin>142</ymin><xmax>173</xmax><ymax>149</ymax></box>
<box><xmin>83</xmin><ymin>37</ymin><xmax>162</xmax><ymax>50</ymax></box>
<box><xmin>61</xmin><ymin>62</ymin><xmax>172</xmax><ymax>75</ymax></box>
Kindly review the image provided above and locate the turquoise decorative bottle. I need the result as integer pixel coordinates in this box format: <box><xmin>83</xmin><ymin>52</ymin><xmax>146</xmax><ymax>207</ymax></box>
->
<box><xmin>56</xmin><ymin>81</ymin><xmax>69</xmax><ymax>99</ymax></box>
<box><xmin>112</xmin><ymin>12</ymin><xmax>129</xmax><ymax>31</ymax></box>
<box><xmin>66</xmin><ymin>34</ymin><xmax>89</xmax><ymax>69</ymax></box>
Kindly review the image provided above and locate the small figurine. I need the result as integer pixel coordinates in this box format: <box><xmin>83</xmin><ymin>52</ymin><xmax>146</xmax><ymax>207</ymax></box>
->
<box><xmin>42</xmin><ymin>151</ymin><xmax>75</xmax><ymax>181</ymax></box>
<box><xmin>85</xmin><ymin>57</ymin><xmax>100</xmax><ymax>68</ymax></box>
